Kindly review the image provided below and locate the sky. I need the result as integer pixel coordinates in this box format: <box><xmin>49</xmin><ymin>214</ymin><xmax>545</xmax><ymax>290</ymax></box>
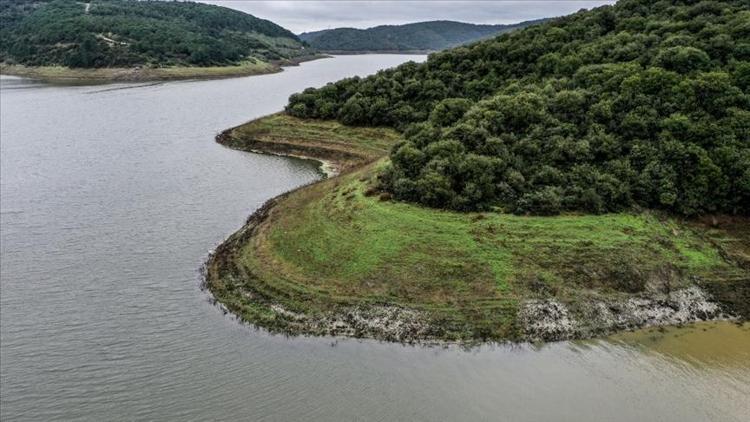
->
<box><xmin>199</xmin><ymin>1</ymin><xmax>617</xmax><ymax>34</ymax></box>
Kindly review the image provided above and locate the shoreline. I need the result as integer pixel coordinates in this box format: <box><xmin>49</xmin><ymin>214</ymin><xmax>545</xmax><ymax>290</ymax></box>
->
<box><xmin>204</xmin><ymin>114</ymin><xmax>749</xmax><ymax>345</ymax></box>
<box><xmin>216</xmin><ymin>120</ymin><xmax>340</xmax><ymax>178</ymax></box>
<box><xmin>245</xmin><ymin>147</ymin><xmax>339</xmax><ymax>179</ymax></box>
<box><xmin>0</xmin><ymin>55</ymin><xmax>328</xmax><ymax>84</ymax></box>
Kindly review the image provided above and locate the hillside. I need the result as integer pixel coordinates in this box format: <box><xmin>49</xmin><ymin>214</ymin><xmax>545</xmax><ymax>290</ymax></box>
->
<box><xmin>298</xmin><ymin>20</ymin><xmax>544</xmax><ymax>52</ymax></box>
<box><xmin>288</xmin><ymin>0</ymin><xmax>750</xmax><ymax>217</ymax></box>
<box><xmin>0</xmin><ymin>0</ymin><xmax>312</xmax><ymax>72</ymax></box>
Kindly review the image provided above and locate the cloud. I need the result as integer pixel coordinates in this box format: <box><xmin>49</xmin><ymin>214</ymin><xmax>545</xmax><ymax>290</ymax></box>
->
<box><xmin>198</xmin><ymin>1</ymin><xmax>617</xmax><ymax>34</ymax></box>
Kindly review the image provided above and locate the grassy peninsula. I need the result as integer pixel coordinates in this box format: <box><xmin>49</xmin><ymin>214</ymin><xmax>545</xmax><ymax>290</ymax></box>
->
<box><xmin>217</xmin><ymin>113</ymin><xmax>401</xmax><ymax>175</ymax></box>
<box><xmin>208</xmin><ymin>0</ymin><xmax>749</xmax><ymax>343</ymax></box>
<box><xmin>0</xmin><ymin>0</ymin><xmax>320</xmax><ymax>82</ymax></box>
<box><xmin>207</xmin><ymin>114</ymin><xmax>749</xmax><ymax>343</ymax></box>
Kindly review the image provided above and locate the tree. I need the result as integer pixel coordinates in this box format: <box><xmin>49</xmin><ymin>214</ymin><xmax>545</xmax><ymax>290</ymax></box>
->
<box><xmin>653</xmin><ymin>46</ymin><xmax>711</xmax><ymax>74</ymax></box>
<box><xmin>429</xmin><ymin>98</ymin><xmax>473</xmax><ymax>127</ymax></box>
<box><xmin>338</xmin><ymin>93</ymin><xmax>368</xmax><ymax>125</ymax></box>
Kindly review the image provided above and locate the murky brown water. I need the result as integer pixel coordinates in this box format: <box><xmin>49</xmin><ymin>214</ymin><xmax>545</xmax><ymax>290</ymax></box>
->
<box><xmin>609</xmin><ymin>321</ymin><xmax>750</xmax><ymax>368</ymax></box>
<box><xmin>1</xmin><ymin>56</ymin><xmax>748</xmax><ymax>421</ymax></box>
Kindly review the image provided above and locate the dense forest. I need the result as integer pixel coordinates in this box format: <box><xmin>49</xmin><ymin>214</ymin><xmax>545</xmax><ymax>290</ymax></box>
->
<box><xmin>288</xmin><ymin>0</ymin><xmax>750</xmax><ymax>216</ymax></box>
<box><xmin>299</xmin><ymin>20</ymin><xmax>544</xmax><ymax>52</ymax></box>
<box><xmin>0</xmin><ymin>0</ymin><xmax>308</xmax><ymax>68</ymax></box>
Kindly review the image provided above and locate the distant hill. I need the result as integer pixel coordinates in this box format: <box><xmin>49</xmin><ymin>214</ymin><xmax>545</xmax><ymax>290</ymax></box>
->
<box><xmin>0</xmin><ymin>0</ymin><xmax>309</xmax><ymax>68</ymax></box>
<box><xmin>298</xmin><ymin>19</ymin><xmax>546</xmax><ymax>52</ymax></box>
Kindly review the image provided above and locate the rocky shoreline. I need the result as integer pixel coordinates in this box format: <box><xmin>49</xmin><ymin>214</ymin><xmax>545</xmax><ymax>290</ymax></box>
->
<box><xmin>519</xmin><ymin>287</ymin><xmax>730</xmax><ymax>342</ymax></box>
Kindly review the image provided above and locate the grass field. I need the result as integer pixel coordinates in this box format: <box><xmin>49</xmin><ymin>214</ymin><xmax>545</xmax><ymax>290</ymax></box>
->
<box><xmin>207</xmin><ymin>114</ymin><xmax>750</xmax><ymax>342</ymax></box>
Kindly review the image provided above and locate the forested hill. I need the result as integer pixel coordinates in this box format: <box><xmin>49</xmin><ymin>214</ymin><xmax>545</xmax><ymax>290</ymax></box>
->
<box><xmin>288</xmin><ymin>0</ymin><xmax>750</xmax><ymax>217</ymax></box>
<box><xmin>298</xmin><ymin>20</ymin><xmax>545</xmax><ymax>52</ymax></box>
<box><xmin>0</xmin><ymin>0</ymin><xmax>308</xmax><ymax>68</ymax></box>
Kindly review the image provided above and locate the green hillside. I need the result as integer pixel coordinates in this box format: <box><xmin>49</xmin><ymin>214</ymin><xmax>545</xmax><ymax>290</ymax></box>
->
<box><xmin>299</xmin><ymin>19</ymin><xmax>544</xmax><ymax>52</ymax></box>
<box><xmin>288</xmin><ymin>0</ymin><xmax>750</xmax><ymax>217</ymax></box>
<box><xmin>0</xmin><ymin>0</ymin><xmax>310</xmax><ymax>68</ymax></box>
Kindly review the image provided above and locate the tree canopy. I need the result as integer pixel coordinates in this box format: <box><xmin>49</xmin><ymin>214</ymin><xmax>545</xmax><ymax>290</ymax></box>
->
<box><xmin>0</xmin><ymin>0</ymin><xmax>307</xmax><ymax>68</ymax></box>
<box><xmin>287</xmin><ymin>0</ymin><xmax>750</xmax><ymax>216</ymax></box>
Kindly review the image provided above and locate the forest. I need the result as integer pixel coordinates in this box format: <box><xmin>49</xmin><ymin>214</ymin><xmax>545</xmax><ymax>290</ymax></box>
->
<box><xmin>287</xmin><ymin>0</ymin><xmax>750</xmax><ymax>216</ymax></box>
<box><xmin>0</xmin><ymin>0</ymin><xmax>307</xmax><ymax>68</ymax></box>
<box><xmin>298</xmin><ymin>20</ymin><xmax>544</xmax><ymax>52</ymax></box>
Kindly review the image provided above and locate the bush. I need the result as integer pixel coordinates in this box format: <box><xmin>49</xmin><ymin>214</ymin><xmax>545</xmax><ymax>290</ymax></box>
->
<box><xmin>516</xmin><ymin>187</ymin><xmax>563</xmax><ymax>216</ymax></box>
<box><xmin>654</xmin><ymin>46</ymin><xmax>711</xmax><ymax>73</ymax></box>
<box><xmin>429</xmin><ymin>98</ymin><xmax>473</xmax><ymax>127</ymax></box>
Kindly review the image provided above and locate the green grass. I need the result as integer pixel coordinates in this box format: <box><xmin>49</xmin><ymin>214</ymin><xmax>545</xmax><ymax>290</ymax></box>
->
<box><xmin>209</xmin><ymin>116</ymin><xmax>749</xmax><ymax>342</ymax></box>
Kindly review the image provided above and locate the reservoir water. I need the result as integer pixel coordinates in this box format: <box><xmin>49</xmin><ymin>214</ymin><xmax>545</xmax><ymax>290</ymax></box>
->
<box><xmin>1</xmin><ymin>56</ymin><xmax>749</xmax><ymax>421</ymax></box>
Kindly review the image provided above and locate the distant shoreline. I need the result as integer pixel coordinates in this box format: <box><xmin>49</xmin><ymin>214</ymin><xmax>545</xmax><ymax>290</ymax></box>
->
<box><xmin>0</xmin><ymin>55</ymin><xmax>328</xmax><ymax>84</ymax></box>
<box><xmin>316</xmin><ymin>50</ymin><xmax>434</xmax><ymax>55</ymax></box>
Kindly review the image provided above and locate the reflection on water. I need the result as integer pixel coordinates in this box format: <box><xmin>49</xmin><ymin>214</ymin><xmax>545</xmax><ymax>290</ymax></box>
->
<box><xmin>1</xmin><ymin>58</ymin><xmax>749</xmax><ymax>422</ymax></box>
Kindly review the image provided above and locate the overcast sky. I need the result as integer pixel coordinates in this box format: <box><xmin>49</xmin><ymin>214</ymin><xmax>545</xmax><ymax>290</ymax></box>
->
<box><xmin>199</xmin><ymin>1</ymin><xmax>617</xmax><ymax>34</ymax></box>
